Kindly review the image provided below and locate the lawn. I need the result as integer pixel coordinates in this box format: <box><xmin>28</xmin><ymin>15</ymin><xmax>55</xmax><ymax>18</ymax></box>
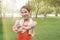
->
<box><xmin>0</xmin><ymin>17</ymin><xmax>60</xmax><ymax>40</ymax></box>
<box><xmin>0</xmin><ymin>18</ymin><xmax>3</xmax><ymax>40</ymax></box>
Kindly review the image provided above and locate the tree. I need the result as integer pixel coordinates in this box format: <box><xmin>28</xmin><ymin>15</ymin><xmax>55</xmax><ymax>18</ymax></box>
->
<box><xmin>47</xmin><ymin>0</ymin><xmax>60</xmax><ymax>16</ymax></box>
<box><xmin>27</xmin><ymin>0</ymin><xmax>60</xmax><ymax>18</ymax></box>
<box><xmin>26</xmin><ymin>0</ymin><xmax>41</xmax><ymax>18</ymax></box>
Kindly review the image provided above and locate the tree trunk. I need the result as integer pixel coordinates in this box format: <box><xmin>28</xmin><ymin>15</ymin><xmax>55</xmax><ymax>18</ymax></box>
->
<box><xmin>36</xmin><ymin>12</ymin><xmax>38</xmax><ymax>18</ymax></box>
<box><xmin>55</xmin><ymin>13</ymin><xmax>58</xmax><ymax>16</ymax></box>
<box><xmin>44</xmin><ymin>12</ymin><xmax>47</xmax><ymax>20</ymax></box>
<box><xmin>35</xmin><ymin>4</ymin><xmax>39</xmax><ymax>18</ymax></box>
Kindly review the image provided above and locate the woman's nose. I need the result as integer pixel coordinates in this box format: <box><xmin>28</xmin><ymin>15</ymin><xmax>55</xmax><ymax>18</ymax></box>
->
<box><xmin>23</xmin><ymin>13</ymin><xmax>26</xmax><ymax>16</ymax></box>
<box><xmin>23</xmin><ymin>13</ymin><xmax>29</xmax><ymax>15</ymax></box>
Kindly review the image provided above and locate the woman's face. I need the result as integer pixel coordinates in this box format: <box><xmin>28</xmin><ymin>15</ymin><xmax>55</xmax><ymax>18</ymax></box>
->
<box><xmin>21</xmin><ymin>8</ymin><xmax>30</xmax><ymax>20</ymax></box>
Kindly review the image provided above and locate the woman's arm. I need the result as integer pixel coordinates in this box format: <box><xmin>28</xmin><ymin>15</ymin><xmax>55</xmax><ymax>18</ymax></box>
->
<box><xmin>30</xmin><ymin>21</ymin><xmax>37</xmax><ymax>28</ymax></box>
<box><xmin>22</xmin><ymin>21</ymin><xmax>37</xmax><ymax>30</ymax></box>
<box><xmin>12</xmin><ymin>20</ymin><xmax>21</xmax><ymax>33</ymax></box>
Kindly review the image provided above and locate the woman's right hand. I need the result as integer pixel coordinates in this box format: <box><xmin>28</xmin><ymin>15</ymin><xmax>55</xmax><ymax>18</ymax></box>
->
<box><xmin>15</xmin><ymin>20</ymin><xmax>21</xmax><ymax>28</ymax></box>
<box><xmin>13</xmin><ymin>20</ymin><xmax>22</xmax><ymax>33</ymax></box>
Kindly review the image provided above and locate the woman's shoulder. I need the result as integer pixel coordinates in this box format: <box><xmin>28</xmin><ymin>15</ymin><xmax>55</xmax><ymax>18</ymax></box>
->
<box><xmin>30</xmin><ymin>18</ymin><xmax>37</xmax><ymax>23</ymax></box>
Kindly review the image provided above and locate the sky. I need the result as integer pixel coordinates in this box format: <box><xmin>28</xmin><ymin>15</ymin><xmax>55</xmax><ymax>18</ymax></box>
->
<box><xmin>1</xmin><ymin>0</ymin><xmax>28</xmax><ymax>17</ymax></box>
<box><xmin>2</xmin><ymin>0</ymin><xmax>28</xmax><ymax>11</ymax></box>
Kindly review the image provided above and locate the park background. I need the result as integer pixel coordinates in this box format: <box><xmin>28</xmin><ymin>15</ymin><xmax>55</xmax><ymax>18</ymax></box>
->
<box><xmin>0</xmin><ymin>0</ymin><xmax>60</xmax><ymax>40</ymax></box>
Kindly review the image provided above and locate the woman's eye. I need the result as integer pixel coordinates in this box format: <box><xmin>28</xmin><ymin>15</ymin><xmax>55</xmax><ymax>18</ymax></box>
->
<box><xmin>24</xmin><ymin>11</ymin><xmax>27</xmax><ymax>13</ymax></box>
<box><xmin>21</xmin><ymin>11</ymin><xmax>27</xmax><ymax>13</ymax></box>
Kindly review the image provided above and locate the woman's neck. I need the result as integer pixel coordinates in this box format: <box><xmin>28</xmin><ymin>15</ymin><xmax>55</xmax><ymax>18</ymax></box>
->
<box><xmin>24</xmin><ymin>18</ymin><xmax>30</xmax><ymax>22</ymax></box>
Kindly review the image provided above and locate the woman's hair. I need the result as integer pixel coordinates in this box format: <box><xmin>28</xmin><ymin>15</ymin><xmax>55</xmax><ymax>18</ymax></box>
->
<box><xmin>20</xmin><ymin>5</ymin><xmax>30</xmax><ymax>12</ymax></box>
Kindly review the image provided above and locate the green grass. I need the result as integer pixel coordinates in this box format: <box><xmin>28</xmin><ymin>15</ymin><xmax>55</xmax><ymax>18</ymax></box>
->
<box><xmin>0</xmin><ymin>18</ymin><xmax>3</xmax><ymax>40</ymax></box>
<box><xmin>33</xmin><ymin>17</ymin><xmax>60</xmax><ymax>40</ymax></box>
<box><xmin>0</xmin><ymin>17</ymin><xmax>60</xmax><ymax>40</ymax></box>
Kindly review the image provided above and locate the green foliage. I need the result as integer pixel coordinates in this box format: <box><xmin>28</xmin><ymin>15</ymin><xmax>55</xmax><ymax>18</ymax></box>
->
<box><xmin>26</xmin><ymin>0</ymin><xmax>60</xmax><ymax>15</ymax></box>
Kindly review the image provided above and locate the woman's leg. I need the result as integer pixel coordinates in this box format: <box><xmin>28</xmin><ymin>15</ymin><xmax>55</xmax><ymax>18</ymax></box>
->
<box><xmin>27</xmin><ymin>34</ymin><xmax>32</xmax><ymax>40</ymax></box>
<box><xmin>23</xmin><ymin>31</ymin><xmax>32</xmax><ymax>40</ymax></box>
<box><xmin>17</xmin><ymin>32</ymin><xmax>23</xmax><ymax>40</ymax></box>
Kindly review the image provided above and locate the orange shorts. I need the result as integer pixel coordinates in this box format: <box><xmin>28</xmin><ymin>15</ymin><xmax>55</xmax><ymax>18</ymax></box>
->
<box><xmin>17</xmin><ymin>31</ymin><xmax>32</xmax><ymax>40</ymax></box>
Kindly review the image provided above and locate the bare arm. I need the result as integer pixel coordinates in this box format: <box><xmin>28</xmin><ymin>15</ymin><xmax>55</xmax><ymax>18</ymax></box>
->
<box><xmin>12</xmin><ymin>20</ymin><xmax>21</xmax><ymax>33</ymax></box>
<box><xmin>22</xmin><ymin>21</ymin><xmax>37</xmax><ymax>30</ymax></box>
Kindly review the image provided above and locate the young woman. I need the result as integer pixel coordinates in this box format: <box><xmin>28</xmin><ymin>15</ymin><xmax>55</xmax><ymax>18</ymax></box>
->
<box><xmin>13</xmin><ymin>6</ymin><xmax>37</xmax><ymax>40</ymax></box>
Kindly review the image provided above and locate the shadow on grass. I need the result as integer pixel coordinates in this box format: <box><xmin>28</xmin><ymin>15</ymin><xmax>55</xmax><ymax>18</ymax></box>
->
<box><xmin>0</xmin><ymin>17</ymin><xmax>3</xmax><ymax>40</ymax></box>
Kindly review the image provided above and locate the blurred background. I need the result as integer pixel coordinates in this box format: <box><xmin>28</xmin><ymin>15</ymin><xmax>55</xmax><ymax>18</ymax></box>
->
<box><xmin>0</xmin><ymin>0</ymin><xmax>60</xmax><ymax>40</ymax></box>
